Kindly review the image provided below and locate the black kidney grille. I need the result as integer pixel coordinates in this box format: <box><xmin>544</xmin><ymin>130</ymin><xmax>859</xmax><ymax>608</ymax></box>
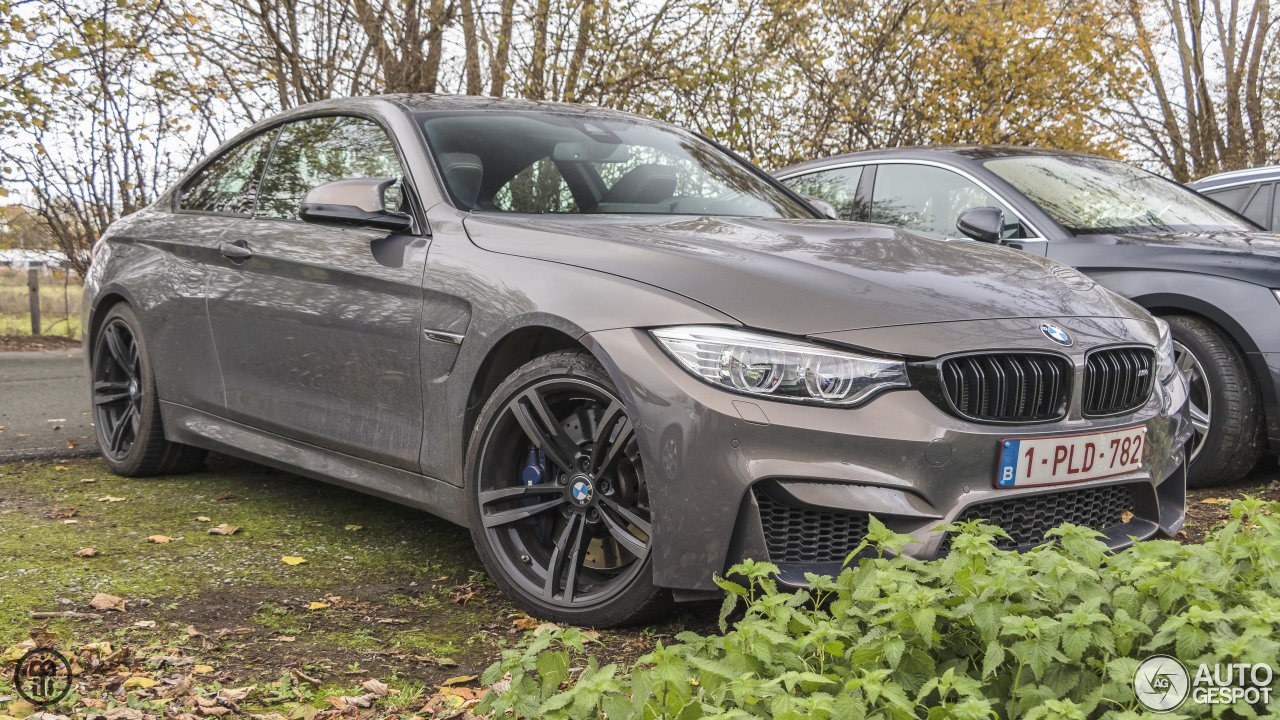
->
<box><xmin>1084</xmin><ymin>347</ymin><xmax>1156</xmax><ymax>416</ymax></box>
<box><xmin>940</xmin><ymin>353</ymin><xmax>1070</xmax><ymax>422</ymax></box>
<box><xmin>939</xmin><ymin>484</ymin><xmax>1134</xmax><ymax>555</ymax></box>
<box><xmin>754</xmin><ymin>490</ymin><xmax>870</xmax><ymax>564</ymax></box>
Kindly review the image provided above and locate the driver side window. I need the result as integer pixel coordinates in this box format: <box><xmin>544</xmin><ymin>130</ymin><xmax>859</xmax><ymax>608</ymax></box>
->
<box><xmin>257</xmin><ymin>116</ymin><xmax>405</xmax><ymax>221</ymax></box>
<box><xmin>870</xmin><ymin>164</ymin><xmax>1028</xmax><ymax>238</ymax></box>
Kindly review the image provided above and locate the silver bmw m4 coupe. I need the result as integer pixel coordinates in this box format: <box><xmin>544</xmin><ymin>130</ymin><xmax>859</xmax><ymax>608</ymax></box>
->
<box><xmin>84</xmin><ymin>95</ymin><xmax>1191</xmax><ymax>626</ymax></box>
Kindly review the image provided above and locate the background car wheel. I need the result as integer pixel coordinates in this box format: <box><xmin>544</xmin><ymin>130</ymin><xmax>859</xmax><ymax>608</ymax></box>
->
<box><xmin>465</xmin><ymin>350</ymin><xmax>670</xmax><ymax>627</ymax></box>
<box><xmin>1163</xmin><ymin>315</ymin><xmax>1263</xmax><ymax>487</ymax></box>
<box><xmin>91</xmin><ymin>304</ymin><xmax>207</xmax><ymax>477</ymax></box>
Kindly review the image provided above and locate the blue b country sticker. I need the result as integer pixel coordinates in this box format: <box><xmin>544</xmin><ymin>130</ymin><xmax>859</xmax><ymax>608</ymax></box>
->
<box><xmin>997</xmin><ymin>439</ymin><xmax>1021</xmax><ymax>487</ymax></box>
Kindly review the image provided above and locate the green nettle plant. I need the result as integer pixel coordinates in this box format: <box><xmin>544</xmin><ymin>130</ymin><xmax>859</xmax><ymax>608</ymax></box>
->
<box><xmin>478</xmin><ymin>498</ymin><xmax>1280</xmax><ymax>719</ymax></box>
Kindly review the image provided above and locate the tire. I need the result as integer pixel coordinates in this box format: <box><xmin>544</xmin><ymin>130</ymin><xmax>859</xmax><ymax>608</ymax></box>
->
<box><xmin>464</xmin><ymin>350</ymin><xmax>670</xmax><ymax>627</ymax></box>
<box><xmin>1164</xmin><ymin>315</ymin><xmax>1263</xmax><ymax>487</ymax></box>
<box><xmin>90</xmin><ymin>304</ymin><xmax>207</xmax><ymax>477</ymax></box>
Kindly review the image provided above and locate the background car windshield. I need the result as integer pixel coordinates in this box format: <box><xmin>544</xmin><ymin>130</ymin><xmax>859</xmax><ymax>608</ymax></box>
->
<box><xmin>984</xmin><ymin>155</ymin><xmax>1254</xmax><ymax>235</ymax></box>
<box><xmin>419</xmin><ymin>111</ymin><xmax>811</xmax><ymax>218</ymax></box>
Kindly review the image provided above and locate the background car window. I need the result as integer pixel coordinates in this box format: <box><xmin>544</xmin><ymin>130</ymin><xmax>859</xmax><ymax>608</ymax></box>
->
<box><xmin>1273</xmin><ymin>188</ymin><xmax>1280</xmax><ymax>230</ymax></box>
<box><xmin>180</xmin><ymin>131</ymin><xmax>277</xmax><ymax>215</ymax></box>
<box><xmin>1242</xmin><ymin>184</ymin><xmax>1273</xmax><ymax>228</ymax></box>
<box><xmin>870</xmin><ymin>164</ymin><xmax>1024</xmax><ymax>238</ymax></box>
<box><xmin>257</xmin><ymin>116</ymin><xmax>404</xmax><ymax>221</ymax></box>
<box><xmin>782</xmin><ymin>167</ymin><xmax>864</xmax><ymax>220</ymax></box>
<box><xmin>1202</xmin><ymin>185</ymin><xmax>1251</xmax><ymax>210</ymax></box>
<box><xmin>493</xmin><ymin>158</ymin><xmax>578</xmax><ymax>213</ymax></box>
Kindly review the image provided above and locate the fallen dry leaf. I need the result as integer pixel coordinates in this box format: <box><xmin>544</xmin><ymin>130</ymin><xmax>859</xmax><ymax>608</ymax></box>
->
<box><xmin>213</xmin><ymin>492</ymin><xmax>237</xmax><ymax>501</ymax></box>
<box><xmin>194</xmin><ymin>664</ymin><xmax>214</xmax><ymax>674</ymax></box>
<box><xmin>49</xmin><ymin>507</ymin><xmax>77</xmax><ymax>519</ymax></box>
<box><xmin>208</xmin><ymin>524</ymin><xmax>241</xmax><ymax>536</ymax></box>
<box><xmin>74</xmin><ymin>547</ymin><xmax>99</xmax><ymax>558</ymax></box>
<box><xmin>53</xmin><ymin>465</ymin><xmax>69</xmax><ymax>471</ymax></box>
<box><xmin>63</xmin><ymin>519</ymin><xmax>80</xmax><ymax>524</ymax></box>
<box><xmin>360</xmin><ymin>679</ymin><xmax>390</xmax><ymax>696</ymax></box>
<box><xmin>281</xmin><ymin>556</ymin><xmax>306</xmax><ymax>566</ymax></box>
<box><xmin>271</xmin><ymin>636</ymin><xmax>296</xmax><ymax>643</ymax></box>
<box><xmin>123</xmin><ymin>676</ymin><xmax>158</xmax><ymax>689</ymax></box>
<box><xmin>146</xmin><ymin>535</ymin><xmax>173</xmax><ymax>544</ymax></box>
<box><xmin>1121</xmin><ymin>510</ymin><xmax>1134</xmax><ymax>523</ymax></box>
<box><xmin>306</xmin><ymin>602</ymin><xmax>329</xmax><ymax>611</ymax></box>
<box><xmin>326</xmin><ymin>694</ymin><xmax>377</xmax><ymax>710</ymax></box>
<box><xmin>98</xmin><ymin>495</ymin><xmax>126</xmax><ymax>502</ymax></box>
<box><xmin>442</xmin><ymin>675</ymin><xmax>478</xmax><ymax>687</ymax></box>
<box><xmin>89</xmin><ymin>593</ymin><xmax>126</xmax><ymax>612</ymax></box>
<box><xmin>195</xmin><ymin>516</ymin><xmax>212</xmax><ymax>522</ymax></box>
<box><xmin>66</xmin><ymin>438</ymin><xmax>80</xmax><ymax>449</ymax></box>
<box><xmin>344</xmin><ymin>524</ymin><xmax>363</xmax><ymax>531</ymax></box>
<box><xmin>134</xmin><ymin>620</ymin><xmax>156</xmax><ymax>628</ymax></box>
<box><xmin>80</xmin><ymin>478</ymin><xmax>96</xmax><ymax>483</ymax></box>
<box><xmin>510</xmin><ymin>613</ymin><xmax>540</xmax><ymax>632</ymax></box>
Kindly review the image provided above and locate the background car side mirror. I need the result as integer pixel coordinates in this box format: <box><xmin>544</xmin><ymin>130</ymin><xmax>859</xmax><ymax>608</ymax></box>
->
<box><xmin>802</xmin><ymin>195</ymin><xmax>841</xmax><ymax>220</ymax></box>
<box><xmin>956</xmin><ymin>206</ymin><xmax>1006</xmax><ymax>243</ymax></box>
<box><xmin>300</xmin><ymin>178</ymin><xmax>413</xmax><ymax>232</ymax></box>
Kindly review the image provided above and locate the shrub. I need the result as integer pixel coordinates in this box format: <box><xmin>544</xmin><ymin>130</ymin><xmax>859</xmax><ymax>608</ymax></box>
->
<box><xmin>478</xmin><ymin>498</ymin><xmax>1280</xmax><ymax>719</ymax></box>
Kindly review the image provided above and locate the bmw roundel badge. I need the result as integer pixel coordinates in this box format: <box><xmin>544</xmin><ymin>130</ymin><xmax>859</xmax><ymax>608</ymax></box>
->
<box><xmin>1040</xmin><ymin>322</ymin><xmax>1073</xmax><ymax>346</ymax></box>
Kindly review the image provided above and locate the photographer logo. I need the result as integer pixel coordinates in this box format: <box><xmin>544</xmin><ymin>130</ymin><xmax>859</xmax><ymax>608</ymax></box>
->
<box><xmin>12</xmin><ymin>647</ymin><xmax>73</xmax><ymax>706</ymax></box>
<box><xmin>1135</xmin><ymin>655</ymin><xmax>1190</xmax><ymax>711</ymax></box>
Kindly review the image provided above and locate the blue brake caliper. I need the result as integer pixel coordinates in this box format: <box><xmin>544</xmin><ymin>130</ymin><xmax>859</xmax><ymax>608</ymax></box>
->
<box><xmin>521</xmin><ymin>447</ymin><xmax>551</xmax><ymax>543</ymax></box>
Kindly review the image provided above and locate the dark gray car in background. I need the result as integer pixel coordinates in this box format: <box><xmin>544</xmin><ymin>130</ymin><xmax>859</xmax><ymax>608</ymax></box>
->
<box><xmin>778</xmin><ymin>147</ymin><xmax>1277</xmax><ymax>488</ymax></box>
<box><xmin>1191</xmin><ymin>166</ymin><xmax>1280</xmax><ymax>231</ymax></box>
<box><xmin>85</xmin><ymin>97</ymin><xmax>1190</xmax><ymax>626</ymax></box>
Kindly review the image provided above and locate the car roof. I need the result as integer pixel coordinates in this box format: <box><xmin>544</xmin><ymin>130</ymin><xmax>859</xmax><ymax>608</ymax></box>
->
<box><xmin>280</xmin><ymin>93</ymin><xmax>654</xmax><ymax>125</ymax></box>
<box><xmin>774</xmin><ymin>145</ymin><xmax>1104</xmax><ymax>176</ymax></box>
<box><xmin>1189</xmin><ymin>166</ymin><xmax>1280</xmax><ymax>190</ymax></box>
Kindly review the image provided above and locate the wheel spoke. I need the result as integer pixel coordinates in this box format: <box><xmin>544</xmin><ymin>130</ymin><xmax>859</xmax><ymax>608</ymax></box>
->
<box><xmin>93</xmin><ymin>380</ymin><xmax>130</xmax><ymax>405</ymax></box>
<box><xmin>600</xmin><ymin>495</ymin><xmax>652</xmax><ymax>536</ymax></box>
<box><xmin>587</xmin><ymin>401</ymin><xmax>627</xmax><ymax>472</ymax></box>
<box><xmin>481</xmin><ymin>496</ymin><xmax>567</xmax><ymax>528</ymax></box>
<box><xmin>1175</xmin><ymin>350</ymin><xmax>1196</xmax><ymax>375</ymax></box>
<box><xmin>543</xmin><ymin>513</ymin><xmax>587</xmax><ymax>603</ymax></box>
<box><xmin>600</xmin><ymin>504</ymin><xmax>649</xmax><ymax>558</ymax></box>
<box><xmin>508</xmin><ymin>388</ymin><xmax>580</xmax><ymax>473</ymax></box>
<box><xmin>592</xmin><ymin>417</ymin><xmax>633</xmax><ymax>478</ymax></box>
<box><xmin>479</xmin><ymin>484</ymin><xmax>565</xmax><ymax>506</ymax></box>
<box><xmin>1188</xmin><ymin>403</ymin><xmax>1210</xmax><ymax>434</ymax></box>
<box><xmin>108</xmin><ymin>405</ymin><xmax>135</xmax><ymax>454</ymax></box>
<box><xmin>104</xmin><ymin>324</ymin><xmax>132</xmax><ymax>373</ymax></box>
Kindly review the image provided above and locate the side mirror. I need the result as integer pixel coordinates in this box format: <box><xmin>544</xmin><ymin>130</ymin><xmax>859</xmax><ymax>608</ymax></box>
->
<box><xmin>300</xmin><ymin>178</ymin><xmax>413</xmax><ymax>232</ymax></box>
<box><xmin>956</xmin><ymin>206</ymin><xmax>1006</xmax><ymax>243</ymax></box>
<box><xmin>802</xmin><ymin>195</ymin><xmax>841</xmax><ymax>220</ymax></box>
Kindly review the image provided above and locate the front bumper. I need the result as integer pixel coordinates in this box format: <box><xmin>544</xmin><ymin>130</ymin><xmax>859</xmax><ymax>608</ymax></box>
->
<box><xmin>588</xmin><ymin>326</ymin><xmax>1192</xmax><ymax>592</ymax></box>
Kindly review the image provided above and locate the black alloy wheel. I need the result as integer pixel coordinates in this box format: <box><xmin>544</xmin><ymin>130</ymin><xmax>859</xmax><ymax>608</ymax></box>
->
<box><xmin>90</xmin><ymin>304</ymin><xmax>207</xmax><ymax>476</ymax></box>
<box><xmin>466</xmin><ymin>351</ymin><xmax>668</xmax><ymax>626</ymax></box>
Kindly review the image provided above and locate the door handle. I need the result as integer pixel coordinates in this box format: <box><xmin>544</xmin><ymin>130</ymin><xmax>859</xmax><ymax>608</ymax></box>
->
<box><xmin>220</xmin><ymin>241</ymin><xmax>252</xmax><ymax>261</ymax></box>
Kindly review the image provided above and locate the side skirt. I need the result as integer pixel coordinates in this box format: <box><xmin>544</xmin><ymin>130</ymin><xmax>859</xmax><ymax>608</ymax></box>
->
<box><xmin>160</xmin><ymin>401</ymin><xmax>469</xmax><ymax>527</ymax></box>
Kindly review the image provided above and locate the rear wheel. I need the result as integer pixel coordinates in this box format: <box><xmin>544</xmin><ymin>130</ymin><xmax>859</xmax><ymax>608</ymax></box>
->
<box><xmin>1164</xmin><ymin>315</ymin><xmax>1263</xmax><ymax>487</ymax></box>
<box><xmin>91</xmin><ymin>304</ymin><xmax>207</xmax><ymax>476</ymax></box>
<box><xmin>465</xmin><ymin>350</ymin><xmax>669</xmax><ymax>627</ymax></box>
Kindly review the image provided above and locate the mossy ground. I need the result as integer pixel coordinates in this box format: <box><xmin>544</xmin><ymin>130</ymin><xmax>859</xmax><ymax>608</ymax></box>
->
<box><xmin>0</xmin><ymin>456</ymin><xmax>713</xmax><ymax>716</ymax></box>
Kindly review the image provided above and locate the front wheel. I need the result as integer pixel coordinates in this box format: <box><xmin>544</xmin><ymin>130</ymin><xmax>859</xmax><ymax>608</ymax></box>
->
<box><xmin>465</xmin><ymin>350</ymin><xmax>669</xmax><ymax>627</ymax></box>
<box><xmin>1164</xmin><ymin>315</ymin><xmax>1263</xmax><ymax>487</ymax></box>
<box><xmin>91</xmin><ymin>304</ymin><xmax>207</xmax><ymax>476</ymax></box>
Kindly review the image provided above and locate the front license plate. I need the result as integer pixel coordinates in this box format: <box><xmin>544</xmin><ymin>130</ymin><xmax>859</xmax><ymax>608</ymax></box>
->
<box><xmin>996</xmin><ymin>426</ymin><xmax>1147</xmax><ymax>488</ymax></box>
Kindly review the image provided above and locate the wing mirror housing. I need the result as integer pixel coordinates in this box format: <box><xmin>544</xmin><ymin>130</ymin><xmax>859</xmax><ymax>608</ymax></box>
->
<box><xmin>802</xmin><ymin>195</ymin><xmax>841</xmax><ymax>220</ymax></box>
<box><xmin>956</xmin><ymin>206</ymin><xmax>1006</xmax><ymax>243</ymax></box>
<box><xmin>300</xmin><ymin>178</ymin><xmax>413</xmax><ymax>232</ymax></box>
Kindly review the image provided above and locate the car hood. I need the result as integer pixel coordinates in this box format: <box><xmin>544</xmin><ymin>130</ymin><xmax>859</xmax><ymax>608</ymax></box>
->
<box><xmin>1068</xmin><ymin>229</ymin><xmax>1280</xmax><ymax>286</ymax></box>
<box><xmin>462</xmin><ymin>215</ymin><xmax>1145</xmax><ymax>335</ymax></box>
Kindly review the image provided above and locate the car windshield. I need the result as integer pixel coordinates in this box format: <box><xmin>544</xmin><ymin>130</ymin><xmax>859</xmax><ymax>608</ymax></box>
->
<box><xmin>983</xmin><ymin>155</ymin><xmax>1254</xmax><ymax>235</ymax></box>
<box><xmin>418</xmin><ymin>111</ymin><xmax>812</xmax><ymax>218</ymax></box>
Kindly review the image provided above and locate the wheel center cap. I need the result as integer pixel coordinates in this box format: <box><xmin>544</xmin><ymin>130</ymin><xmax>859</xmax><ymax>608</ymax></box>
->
<box><xmin>127</xmin><ymin>379</ymin><xmax>139</xmax><ymax>400</ymax></box>
<box><xmin>569</xmin><ymin>475</ymin><xmax>594</xmax><ymax>506</ymax></box>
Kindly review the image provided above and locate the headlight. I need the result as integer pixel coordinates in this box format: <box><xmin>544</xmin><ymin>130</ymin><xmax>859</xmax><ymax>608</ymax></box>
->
<box><xmin>650</xmin><ymin>326</ymin><xmax>909</xmax><ymax>406</ymax></box>
<box><xmin>1154</xmin><ymin>317</ymin><xmax>1176</xmax><ymax>383</ymax></box>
